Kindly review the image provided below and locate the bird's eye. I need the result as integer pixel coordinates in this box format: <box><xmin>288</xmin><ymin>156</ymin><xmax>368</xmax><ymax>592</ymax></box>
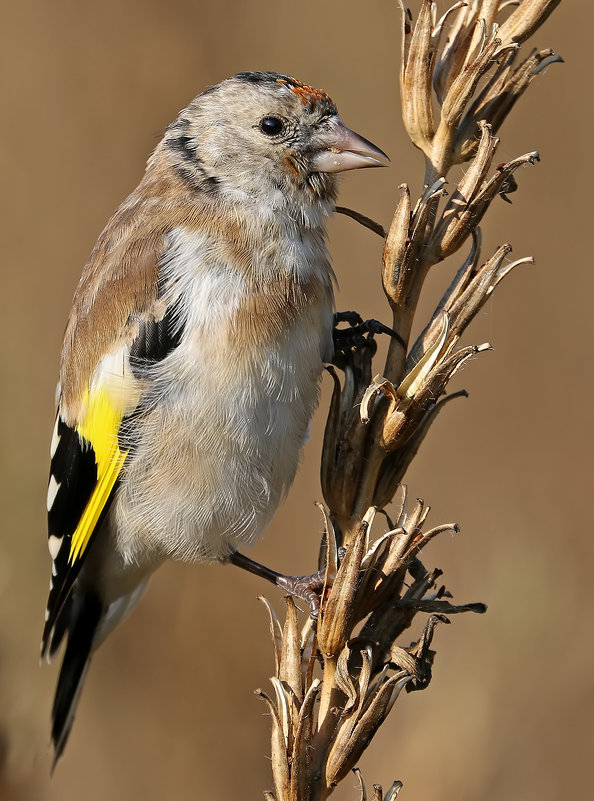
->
<box><xmin>258</xmin><ymin>116</ymin><xmax>285</xmax><ymax>137</ymax></box>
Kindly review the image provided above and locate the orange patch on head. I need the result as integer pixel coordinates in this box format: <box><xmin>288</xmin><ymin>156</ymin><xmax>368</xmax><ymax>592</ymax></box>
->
<box><xmin>277</xmin><ymin>78</ymin><xmax>334</xmax><ymax>109</ymax></box>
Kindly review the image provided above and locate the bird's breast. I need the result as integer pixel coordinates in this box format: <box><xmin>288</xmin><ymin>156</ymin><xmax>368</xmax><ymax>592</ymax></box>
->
<box><xmin>113</xmin><ymin>223</ymin><xmax>334</xmax><ymax>562</ymax></box>
<box><xmin>158</xmin><ymin>221</ymin><xmax>335</xmax><ymax>362</ymax></box>
<box><xmin>157</xmin><ymin>222</ymin><xmax>335</xmax><ymax>431</ymax></box>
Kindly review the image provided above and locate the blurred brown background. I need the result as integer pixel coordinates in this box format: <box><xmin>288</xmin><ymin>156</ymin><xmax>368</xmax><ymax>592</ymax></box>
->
<box><xmin>0</xmin><ymin>1</ymin><xmax>591</xmax><ymax>799</ymax></box>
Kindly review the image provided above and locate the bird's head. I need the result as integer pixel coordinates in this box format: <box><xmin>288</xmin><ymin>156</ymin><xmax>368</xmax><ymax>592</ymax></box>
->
<box><xmin>162</xmin><ymin>72</ymin><xmax>389</xmax><ymax>220</ymax></box>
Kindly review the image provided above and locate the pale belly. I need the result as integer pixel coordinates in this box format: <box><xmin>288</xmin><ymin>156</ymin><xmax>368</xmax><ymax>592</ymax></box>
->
<box><xmin>110</xmin><ymin>313</ymin><xmax>331</xmax><ymax>565</ymax></box>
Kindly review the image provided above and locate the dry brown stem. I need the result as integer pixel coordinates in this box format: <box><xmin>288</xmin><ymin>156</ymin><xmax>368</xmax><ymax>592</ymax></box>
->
<box><xmin>259</xmin><ymin>496</ymin><xmax>485</xmax><ymax>801</ymax></box>
<box><xmin>259</xmin><ymin>2</ymin><xmax>562</xmax><ymax>798</ymax></box>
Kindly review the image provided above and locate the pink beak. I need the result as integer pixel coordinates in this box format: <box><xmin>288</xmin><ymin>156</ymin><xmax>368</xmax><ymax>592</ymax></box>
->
<box><xmin>310</xmin><ymin>118</ymin><xmax>390</xmax><ymax>173</ymax></box>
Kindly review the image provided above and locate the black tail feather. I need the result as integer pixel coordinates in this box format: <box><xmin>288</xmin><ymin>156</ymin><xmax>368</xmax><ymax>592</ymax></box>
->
<box><xmin>51</xmin><ymin>593</ymin><xmax>102</xmax><ymax>771</ymax></box>
<box><xmin>46</xmin><ymin>593</ymin><xmax>73</xmax><ymax>662</ymax></box>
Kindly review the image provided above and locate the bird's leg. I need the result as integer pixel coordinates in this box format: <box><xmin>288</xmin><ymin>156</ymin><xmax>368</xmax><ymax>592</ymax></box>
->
<box><xmin>230</xmin><ymin>551</ymin><xmax>326</xmax><ymax>617</ymax></box>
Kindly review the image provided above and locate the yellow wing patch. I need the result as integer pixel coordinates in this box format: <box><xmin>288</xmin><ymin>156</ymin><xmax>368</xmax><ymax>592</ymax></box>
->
<box><xmin>69</xmin><ymin>387</ymin><xmax>128</xmax><ymax>563</ymax></box>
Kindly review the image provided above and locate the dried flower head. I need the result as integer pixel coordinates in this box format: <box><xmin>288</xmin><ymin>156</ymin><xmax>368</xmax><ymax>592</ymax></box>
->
<box><xmin>322</xmin><ymin>1</ymin><xmax>560</xmax><ymax>545</ymax></box>
<box><xmin>400</xmin><ymin>0</ymin><xmax>562</xmax><ymax>175</ymax></box>
<box><xmin>259</xmin><ymin>495</ymin><xmax>485</xmax><ymax>801</ymax></box>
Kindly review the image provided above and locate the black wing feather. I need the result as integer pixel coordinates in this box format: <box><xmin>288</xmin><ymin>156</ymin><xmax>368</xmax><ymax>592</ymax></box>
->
<box><xmin>48</xmin><ymin>418</ymin><xmax>97</xmax><ymax>540</ymax></box>
<box><xmin>42</xmin><ymin>419</ymin><xmax>99</xmax><ymax>657</ymax></box>
<box><xmin>43</xmin><ymin>306</ymin><xmax>185</xmax><ymax>657</ymax></box>
<box><xmin>129</xmin><ymin>304</ymin><xmax>184</xmax><ymax>367</ymax></box>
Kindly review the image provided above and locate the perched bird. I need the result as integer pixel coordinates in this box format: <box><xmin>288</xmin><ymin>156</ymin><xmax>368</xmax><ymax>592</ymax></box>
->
<box><xmin>42</xmin><ymin>71</ymin><xmax>388</xmax><ymax>765</ymax></box>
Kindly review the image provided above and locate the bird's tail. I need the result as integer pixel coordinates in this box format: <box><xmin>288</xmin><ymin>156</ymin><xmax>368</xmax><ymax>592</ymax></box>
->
<box><xmin>50</xmin><ymin>592</ymin><xmax>102</xmax><ymax>771</ymax></box>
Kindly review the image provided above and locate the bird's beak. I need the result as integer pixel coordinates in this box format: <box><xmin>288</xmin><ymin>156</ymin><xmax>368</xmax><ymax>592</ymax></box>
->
<box><xmin>310</xmin><ymin>118</ymin><xmax>390</xmax><ymax>173</ymax></box>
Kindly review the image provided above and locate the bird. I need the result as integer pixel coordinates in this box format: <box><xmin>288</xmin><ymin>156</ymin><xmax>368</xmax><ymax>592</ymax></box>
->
<box><xmin>42</xmin><ymin>71</ymin><xmax>388</xmax><ymax>766</ymax></box>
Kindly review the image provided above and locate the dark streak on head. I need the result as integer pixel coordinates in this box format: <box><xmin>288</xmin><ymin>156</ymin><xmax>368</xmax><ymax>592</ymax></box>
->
<box><xmin>165</xmin><ymin>116</ymin><xmax>219</xmax><ymax>192</ymax></box>
<box><xmin>234</xmin><ymin>71</ymin><xmax>290</xmax><ymax>85</ymax></box>
<box><xmin>233</xmin><ymin>71</ymin><xmax>337</xmax><ymax>115</ymax></box>
<box><xmin>167</xmin><ymin>134</ymin><xmax>195</xmax><ymax>163</ymax></box>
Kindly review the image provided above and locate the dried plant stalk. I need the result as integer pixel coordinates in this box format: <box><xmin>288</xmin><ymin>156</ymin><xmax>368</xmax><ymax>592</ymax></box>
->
<box><xmin>258</xmin><ymin>498</ymin><xmax>485</xmax><ymax>801</ymax></box>
<box><xmin>259</xmin><ymin>2</ymin><xmax>562</xmax><ymax>799</ymax></box>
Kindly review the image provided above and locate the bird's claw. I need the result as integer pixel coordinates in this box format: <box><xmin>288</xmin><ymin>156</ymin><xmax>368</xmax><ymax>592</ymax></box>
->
<box><xmin>332</xmin><ymin>311</ymin><xmax>400</xmax><ymax>367</ymax></box>
<box><xmin>231</xmin><ymin>548</ymin><xmax>348</xmax><ymax>620</ymax></box>
<box><xmin>333</xmin><ymin>311</ymin><xmax>398</xmax><ymax>343</ymax></box>
<box><xmin>334</xmin><ymin>310</ymin><xmax>364</xmax><ymax>327</ymax></box>
<box><xmin>275</xmin><ymin>569</ymin><xmax>326</xmax><ymax>618</ymax></box>
<box><xmin>274</xmin><ymin>546</ymin><xmax>348</xmax><ymax>618</ymax></box>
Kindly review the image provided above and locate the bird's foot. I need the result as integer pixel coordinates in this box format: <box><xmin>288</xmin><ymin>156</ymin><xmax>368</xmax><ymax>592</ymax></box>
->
<box><xmin>230</xmin><ymin>551</ymin><xmax>328</xmax><ymax>618</ymax></box>
<box><xmin>275</xmin><ymin>571</ymin><xmax>326</xmax><ymax>617</ymax></box>
<box><xmin>332</xmin><ymin>311</ymin><xmax>404</xmax><ymax>368</ymax></box>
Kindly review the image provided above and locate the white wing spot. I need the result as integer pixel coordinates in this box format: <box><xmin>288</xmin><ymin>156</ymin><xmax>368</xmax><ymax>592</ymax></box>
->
<box><xmin>92</xmin><ymin>346</ymin><xmax>140</xmax><ymax>415</ymax></box>
<box><xmin>46</xmin><ymin>476</ymin><xmax>61</xmax><ymax>512</ymax></box>
<box><xmin>48</xmin><ymin>534</ymin><xmax>62</xmax><ymax>560</ymax></box>
<box><xmin>50</xmin><ymin>417</ymin><xmax>61</xmax><ymax>458</ymax></box>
